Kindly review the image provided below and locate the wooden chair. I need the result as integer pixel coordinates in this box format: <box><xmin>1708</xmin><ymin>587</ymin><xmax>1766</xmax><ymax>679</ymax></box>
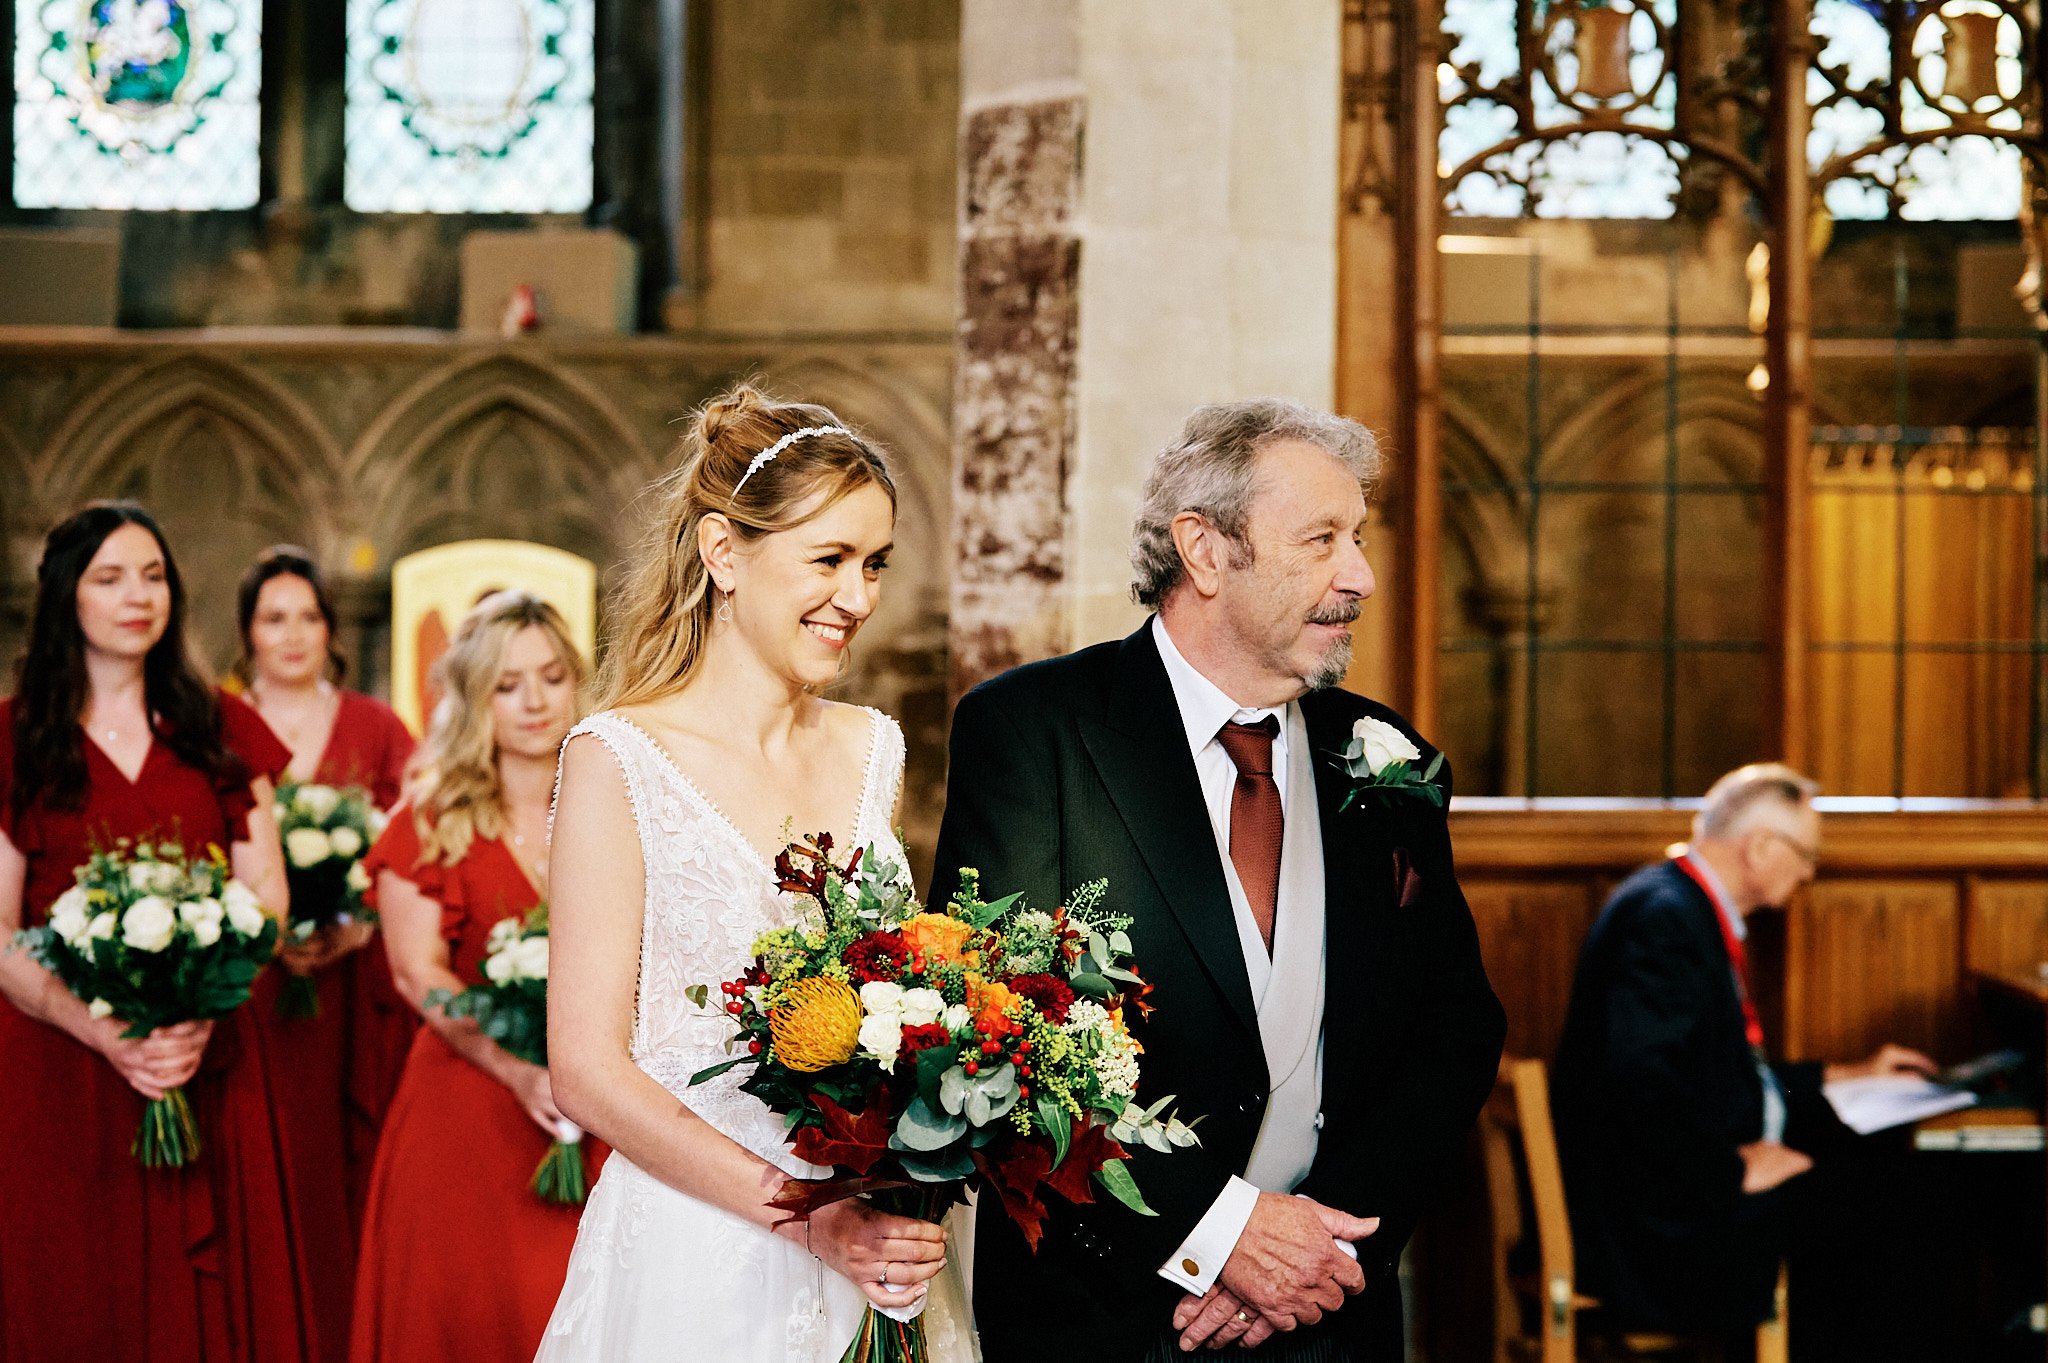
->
<box><xmin>1481</xmin><ymin>1056</ymin><xmax>1789</xmax><ymax>1363</ymax></box>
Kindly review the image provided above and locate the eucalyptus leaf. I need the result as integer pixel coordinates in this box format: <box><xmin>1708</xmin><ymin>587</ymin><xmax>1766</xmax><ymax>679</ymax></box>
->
<box><xmin>899</xmin><ymin>1145</ymin><xmax>976</xmax><ymax>1182</ymax></box>
<box><xmin>1108</xmin><ymin>930</ymin><xmax>1132</xmax><ymax>955</ymax></box>
<box><xmin>1070</xmin><ymin>972</ymin><xmax>1114</xmax><ymax>998</ymax></box>
<box><xmin>895</xmin><ymin>1095</ymin><xmax>968</xmax><ymax>1151</ymax></box>
<box><xmin>684</xmin><ymin>984</ymin><xmax>709</xmax><ymax>1009</ymax></box>
<box><xmin>1094</xmin><ymin>1159</ymin><xmax>1156</xmax><ymax>1216</ymax></box>
<box><xmin>1141</xmin><ymin>1123</ymin><xmax>1172</xmax><ymax>1153</ymax></box>
<box><xmin>939</xmin><ymin>1064</ymin><xmax>970</xmax><ymax>1116</ymax></box>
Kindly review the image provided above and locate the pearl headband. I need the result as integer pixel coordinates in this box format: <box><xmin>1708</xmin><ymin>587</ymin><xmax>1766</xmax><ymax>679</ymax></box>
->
<box><xmin>732</xmin><ymin>425</ymin><xmax>851</xmax><ymax>496</ymax></box>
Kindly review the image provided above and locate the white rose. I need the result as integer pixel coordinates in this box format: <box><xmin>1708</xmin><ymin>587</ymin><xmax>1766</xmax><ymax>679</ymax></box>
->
<box><xmin>88</xmin><ymin>998</ymin><xmax>114</xmax><ymax>1019</ymax></box>
<box><xmin>1353</xmin><ymin>716</ymin><xmax>1422</xmax><ymax>776</ymax></box>
<box><xmin>858</xmin><ymin>1011</ymin><xmax>904</xmax><ymax>1071</ymax></box>
<box><xmin>510</xmin><ymin>936</ymin><xmax>550</xmax><ymax>981</ymax></box>
<box><xmin>898</xmin><ymin>987</ymin><xmax>945</xmax><ymax>1028</ymax></box>
<box><xmin>47</xmin><ymin>886</ymin><xmax>91</xmax><ymax>945</ymax></box>
<box><xmin>127</xmin><ymin>863</ymin><xmax>155</xmax><ymax>891</ymax></box>
<box><xmin>486</xmin><ymin>918</ymin><xmax>521</xmax><ymax>955</ymax></box>
<box><xmin>858</xmin><ymin>980</ymin><xmax>904</xmax><ymax>1019</ymax></box>
<box><xmin>941</xmin><ymin>1003</ymin><xmax>972</xmax><ymax>1033</ymax></box>
<box><xmin>120</xmin><ymin>896</ymin><xmax>177</xmax><ymax>953</ymax></box>
<box><xmin>483</xmin><ymin>949</ymin><xmax>517</xmax><ymax>984</ymax></box>
<box><xmin>272</xmin><ymin>801</ymin><xmax>289</xmax><ymax>826</ymax></box>
<box><xmin>328</xmin><ymin>826</ymin><xmax>364</xmax><ymax>859</ymax></box>
<box><xmin>346</xmin><ymin>860</ymin><xmax>371</xmax><ymax>894</ymax></box>
<box><xmin>295</xmin><ymin>785</ymin><xmax>342</xmax><ymax>822</ymax></box>
<box><xmin>223</xmin><ymin>881</ymin><xmax>267</xmax><ymax>937</ymax></box>
<box><xmin>284</xmin><ymin>827</ymin><xmax>334</xmax><ymax>869</ymax></box>
<box><xmin>87</xmin><ymin>911</ymin><xmax>117</xmax><ymax>941</ymax></box>
<box><xmin>179</xmin><ymin>898</ymin><xmax>224</xmax><ymax>948</ymax></box>
<box><xmin>149</xmin><ymin>862</ymin><xmax>182</xmax><ymax>894</ymax></box>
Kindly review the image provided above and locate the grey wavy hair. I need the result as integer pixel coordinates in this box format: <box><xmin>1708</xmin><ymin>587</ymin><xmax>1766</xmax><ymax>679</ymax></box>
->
<box><xmin>1129</xmin><ymin>398</ymin><xmax>1382</xmax><ymax>609</ymax></box>
<box><xmin>1692</xmin><ymin>763</ymin><xmax>1820</xmax><ymax>842</ymax></box>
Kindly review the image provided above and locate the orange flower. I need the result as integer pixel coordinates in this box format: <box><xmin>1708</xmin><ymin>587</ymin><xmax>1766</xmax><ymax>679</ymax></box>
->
<box><xmin>768</xmin><ymin>977</ymin><xmax>862</xmax><ymax>1072</ymax></box>
<box><xmin>966</xmin><ymin>974</ymin><xmax>1019</xmax><ymax>1032</ymax></box>
<box><xmin>899</xmin><ymin>913</ymin><xmax>974</xmax><ymax>967</ymax></box>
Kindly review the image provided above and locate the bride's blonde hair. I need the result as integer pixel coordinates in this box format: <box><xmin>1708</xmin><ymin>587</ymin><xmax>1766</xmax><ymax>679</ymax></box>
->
<box><xmin>407</xmin><ymin>590</ymin><xmax>588</xmax><ymax>865</ymax></box>
<box><xmin>599</xmin><ymin>383</ymin><xmax>895</xmax><ymax>710</ymax></box>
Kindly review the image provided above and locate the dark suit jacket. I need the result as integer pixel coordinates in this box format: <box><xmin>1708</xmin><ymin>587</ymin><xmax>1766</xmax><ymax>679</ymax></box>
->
<box><xmin>1551</xmin><ymin>860</ymin><xmax>1832</xmax><ymax>1335</ymax></box>
<box><xmin>932</xmin><ymin>623</ymin><xmax>1506</xmax><ymax>1361</ymax></box>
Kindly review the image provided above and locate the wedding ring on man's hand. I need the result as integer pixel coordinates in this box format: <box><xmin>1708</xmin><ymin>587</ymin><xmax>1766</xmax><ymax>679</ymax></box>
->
<box><xmin>879</xmin><ymin>1264</ymin><xmax>891</xmax><ymax>1286</ymax></box>
<box><xmin>1233</xmin><ymin>1308</ymin><xmax>1255</xmax><ymax>1326</ymax></box>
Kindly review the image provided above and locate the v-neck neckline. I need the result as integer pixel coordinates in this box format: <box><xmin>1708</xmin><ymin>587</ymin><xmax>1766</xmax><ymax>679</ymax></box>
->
<box><xmin>83</xmin><ymin>725</ymin><xmax>154</xmax><ymax>787</ymax></box>
<box><xmin>254</xmin><ymin>685</ymin><xmax>343</xmax><ymax>786</ymax></box>
<box><xmin>606</xmin><ymin>711</ymin><xmax>882</xmax><ymax>879</ymax></box>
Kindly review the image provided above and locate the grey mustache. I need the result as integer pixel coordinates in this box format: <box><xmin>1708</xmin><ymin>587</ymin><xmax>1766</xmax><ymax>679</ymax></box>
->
<box><xmin>1307</xmin><ymin>606</ymin><xmax>1361</xmax><ymax>626</ymax></box>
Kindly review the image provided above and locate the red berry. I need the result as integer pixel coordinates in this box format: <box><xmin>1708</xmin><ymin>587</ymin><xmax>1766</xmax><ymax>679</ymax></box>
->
<box><xmin>1018</xmin><ymin>1085</ymin><xmax>1031</xmax><ymax>1100</ymax></box>
<box><xmin>748</xmin><ymin>1039</ymin><xmax>763</xmax><ymax>1054</ymax></box>
<box><xmin>727</xmin><ymin>1001</ymin><xmax>743</xmax><ymax>1015</ymax></box>
<box><xmin>1017</xmin><ymin>1041</ymin><xmax>1032</xmax><ymax>1055</ymax></box>
<box><xmin>1019</xmin><ymin>1064</ymin><xmax>1033</xmax><ymax>1078</ymax></box>
<box><xmin>981</xmin><ymin>1039</ymin><xmax>1000</xmax><ymax>1055</ymax></box>
<box><xmin>964</xmin><ymin>1060</ymin><xmax>979</xmax><ymax>1077</ymax></box>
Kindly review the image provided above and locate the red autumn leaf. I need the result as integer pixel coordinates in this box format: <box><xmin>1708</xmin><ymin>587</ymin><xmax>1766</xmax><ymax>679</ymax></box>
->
<box><xmin>790</xmin><ymin>1091</ymin><xmax>894</xmax><ymax>1176</ymax></box>
<box><xmin>973</xmin><ymin>1146</ymin><xmax>1053</xmax><ymax>1251</ymax></box>
<box><xmin>769</xmin><ymin>1172</ymin><xmax>912</xmax><ymax>1226</ymax></box>
<box><xmin>1044</xmin><ymin>1121</ymin><xmax>1127</xmax><ymax>1207</ymax></box>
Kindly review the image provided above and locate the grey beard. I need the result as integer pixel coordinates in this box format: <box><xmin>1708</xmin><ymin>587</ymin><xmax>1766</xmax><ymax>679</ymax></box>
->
<box><xmin>1304</xmin><ymin>631</ymin><xmax>1354</xmax><ymax>690</ymax></box>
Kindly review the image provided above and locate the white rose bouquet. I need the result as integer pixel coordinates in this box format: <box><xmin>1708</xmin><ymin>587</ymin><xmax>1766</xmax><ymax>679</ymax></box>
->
<box><xmin>272</xmin><ymin>780</ymin><xmax>384</xmax><ymax>1019</ymax></box>
<box><xmin>422</xmin><ymin>905</ymin><xmax>588</xmax><ymax>1205</ymax></box>
<box><xmin>13</xmin><ymin>840</ymin><xmax>278</xmax><ymax>1167</ymax></box>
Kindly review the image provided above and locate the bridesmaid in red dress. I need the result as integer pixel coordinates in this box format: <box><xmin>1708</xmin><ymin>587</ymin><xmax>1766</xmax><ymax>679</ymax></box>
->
<box><xmin>236</xmin><ymin>547</ymin><xmax>418</xmax><ymax>1363</ymax></box>
<box><xmin>351</xmin><ymin>591</ymin><xmax>605</xmax><ymax>1363</ymax></box>
<box><xmin>0</xmin><ymin>502</ymin><xmax>313</xmax><ymax>1363</ymax></box>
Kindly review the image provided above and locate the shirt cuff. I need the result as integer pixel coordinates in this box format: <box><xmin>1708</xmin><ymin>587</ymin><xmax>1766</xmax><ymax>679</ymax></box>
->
<box><xmin>1157</xmin><ymin>1176</ymin><xmax>1260</xmax><ymax>1294</ymax></box>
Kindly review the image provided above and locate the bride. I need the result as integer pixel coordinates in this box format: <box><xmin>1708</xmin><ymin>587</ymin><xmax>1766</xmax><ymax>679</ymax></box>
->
<box><xmin>537</xmin><ymin>386</ymin><xmax>975</xmax><ymax>1361</ymax></box>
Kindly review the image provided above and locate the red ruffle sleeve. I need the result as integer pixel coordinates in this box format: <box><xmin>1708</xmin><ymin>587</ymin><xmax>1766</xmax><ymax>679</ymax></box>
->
<box><xmin>217</xmin><ymin>692</ymin><xmax>292</xmax><ymax>844</ymax></box>
<box><xmin>362</xmin><ymin>802</ymin><xmax>466</xmax><ymax>945</ymax></box>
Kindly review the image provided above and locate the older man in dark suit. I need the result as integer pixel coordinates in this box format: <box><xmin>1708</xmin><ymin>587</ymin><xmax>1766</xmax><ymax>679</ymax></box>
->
<box><xmin>934</xmin><ymin>398</ymin><xmax>1506</xmax><ymax>1361</ymax></box>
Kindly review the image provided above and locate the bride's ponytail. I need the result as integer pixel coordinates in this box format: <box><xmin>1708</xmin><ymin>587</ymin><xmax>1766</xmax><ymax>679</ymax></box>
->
<box><xmin>597</xmin><ymin>383</ymin><xmax>896</xmax><ymax>710</ymax></box>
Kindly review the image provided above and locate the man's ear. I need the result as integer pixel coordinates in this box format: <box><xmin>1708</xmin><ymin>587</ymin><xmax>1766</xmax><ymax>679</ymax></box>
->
<box><xmin>1169</xmin><ymin>512</ymin><xmax>1226</xmax><ymax>599</ymax></box>
<box><xmin>698</xmin><ymin>512</ymin><xmax>738</xmax><ymax>594</ymax></box>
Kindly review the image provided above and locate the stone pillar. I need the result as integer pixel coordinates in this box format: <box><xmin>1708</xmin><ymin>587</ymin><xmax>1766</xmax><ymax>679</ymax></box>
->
<box><xmin>950</xmin><ymin>0</ymin><xmax>1344</xmax><ymax>696</ymax></box>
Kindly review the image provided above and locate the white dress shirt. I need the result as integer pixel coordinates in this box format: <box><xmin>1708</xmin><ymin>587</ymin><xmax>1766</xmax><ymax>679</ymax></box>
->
<box><xmin>1151</xmin><ymin>617</ymin><xmax>1328</xmax><ymax>1294</ymax></box>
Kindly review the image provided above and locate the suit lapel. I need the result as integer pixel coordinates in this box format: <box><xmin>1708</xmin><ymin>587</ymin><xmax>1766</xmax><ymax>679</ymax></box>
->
<box><xmin>1079</xmin><ymin>626</ymin><xmax>1261</xmax><ymax>1046</ymax></box>
<box><xmin>1302</xmin><ymin>692</ymin><xmax>1393</xmax><ymax>1078</ymax></box>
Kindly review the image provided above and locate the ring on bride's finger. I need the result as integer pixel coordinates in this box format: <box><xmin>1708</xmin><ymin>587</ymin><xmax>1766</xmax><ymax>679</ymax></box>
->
<box><xmin>879</xmin><ymin>1263</ymin><xmax>891</xmax><ymax>1286</ymax></box>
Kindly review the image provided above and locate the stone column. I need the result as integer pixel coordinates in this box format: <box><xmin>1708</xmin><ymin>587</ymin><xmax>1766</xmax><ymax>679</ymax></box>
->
<box><xmin>950</xmin><ymin>0</ymin><xmax>1344</xmax><ymax>696</ymax></box>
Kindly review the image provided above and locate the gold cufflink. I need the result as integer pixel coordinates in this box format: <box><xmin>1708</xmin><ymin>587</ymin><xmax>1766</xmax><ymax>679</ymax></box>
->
<box><xmin>1182</xmin><ymin>1258</ymin><xmax>1199</xmax><ymax>1275</ymax></box>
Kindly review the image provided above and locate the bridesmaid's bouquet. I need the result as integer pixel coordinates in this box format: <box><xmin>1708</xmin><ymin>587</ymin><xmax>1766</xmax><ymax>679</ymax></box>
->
<box><xmin>423</xmin><ymin>906</ymin><xmax>590</xmax><ymax>1205</ymax></box>
<box><xmin>273</xmin><ymin>780</ymin><xmax>384</xmax><ymax>1018</ymax></box>
<box><xmin>13</xmin><ymin>840</ymin><xmax>278</xmax><ymax>1167</ymax></box>
<box><xmin>691</xmin><ymin>835</ymin><xmax>1198</xmax><ymax>1363</ymax></box>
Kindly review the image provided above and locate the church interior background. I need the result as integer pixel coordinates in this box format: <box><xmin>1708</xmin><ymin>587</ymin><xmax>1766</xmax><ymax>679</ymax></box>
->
<box><xmin>6</xmin><ymin>0</ymin><xmax>2048</xmax><ymax>1355</ymax></box>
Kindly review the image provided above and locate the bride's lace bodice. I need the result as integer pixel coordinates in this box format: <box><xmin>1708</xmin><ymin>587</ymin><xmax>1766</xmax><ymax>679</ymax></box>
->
<box><xmin>563</xmin><ymin>707</ymin><xmax>906</xmax><ymax>1174</ymax></box>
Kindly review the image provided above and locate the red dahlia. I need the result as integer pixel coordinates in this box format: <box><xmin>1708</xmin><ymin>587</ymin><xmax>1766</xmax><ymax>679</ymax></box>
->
<box><xmin>842</xmin><ymin>930</ymin><xmax>910</xmax><ymax>985</ymax></box>
<box><xmin>899</xmin><ymin>1022</ymin><xmax>954</xmax><ymax>1056</ymax></box>
<box><xmin>1006</xmin><ymin>972</ymin><xmax>1076</xmax><ymax>1022</ymax></box>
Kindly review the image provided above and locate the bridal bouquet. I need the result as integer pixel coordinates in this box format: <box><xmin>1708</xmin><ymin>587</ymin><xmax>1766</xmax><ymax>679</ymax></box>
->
<box><xmin>424</xmin><ymin>906</ymin><xmax>589</xmax><ymax>1205</ymax></box>
<box><xmin>691</xmin><ymin>835</ymin><xmax>1198</xmax><ymax>1363</ymax></box>
<box><xmin>273</xmin><ymin>780</ymin><xmax>384</xmax><ymax>1018</ymax></box>
<box><xmin>13</xmin><ymin>839</ymin><xmax>277</xmax><ymax>1167</ymax></box>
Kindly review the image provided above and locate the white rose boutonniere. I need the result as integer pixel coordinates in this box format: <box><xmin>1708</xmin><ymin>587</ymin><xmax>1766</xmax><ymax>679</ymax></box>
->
<box><xmin>1338</xmin><ymin>716</ymin><xmax>1444</xmax><ymax>810</ymax></box>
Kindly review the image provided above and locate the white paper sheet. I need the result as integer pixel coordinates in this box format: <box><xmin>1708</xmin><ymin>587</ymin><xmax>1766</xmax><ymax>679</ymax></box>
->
<box><xmin>1823</xmin><ymin>1074</ymin><xmax>1977</xmax><ymax>1136</ymax></box>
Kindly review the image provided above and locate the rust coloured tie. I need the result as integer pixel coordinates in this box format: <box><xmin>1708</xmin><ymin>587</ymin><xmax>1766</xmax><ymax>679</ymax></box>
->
<box><xmin>1216</xmin><ymin>716</ymin><xmax>1283</xmax><ymax>953</ymax></box>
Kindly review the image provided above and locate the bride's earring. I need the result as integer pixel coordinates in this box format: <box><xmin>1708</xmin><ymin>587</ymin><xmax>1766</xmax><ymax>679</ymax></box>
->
<box><xmin>715</xmin><ymin>589</ymin><xmax>733</xmax><ymax>624</ymax></box>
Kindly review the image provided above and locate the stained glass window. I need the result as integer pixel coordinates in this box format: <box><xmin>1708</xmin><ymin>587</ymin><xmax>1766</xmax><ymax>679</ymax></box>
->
<box><xmin>344</xmin><ymin>0</ymin><xmax>594</xmax><ymax>214</ymax></box>
<box><xmin>12</xmin><ymin>0</ymin><xmax>262</xmax><ymax>209</ymax></box>
<box><xmin>1810</xmin><ymin>0</ymin><xmax>2023</xmax><ymax>220</ymax></box>
<box><xmin>1439</xmin><ymin>0</ymin><xmax>1684</xmax><ymax>219</ymax></box>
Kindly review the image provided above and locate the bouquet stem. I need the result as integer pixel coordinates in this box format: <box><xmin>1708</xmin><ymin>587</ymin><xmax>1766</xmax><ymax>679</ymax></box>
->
<box><xmin>531</xmin><ymin>1138</ymin><xmax>588</xmax><ymax>1205</ymax></box>
<box><xmin>834</xmin><ymin>1185</ymin><xmax>941</xmax><ymax>1363</ymax></box>
<box><xmin>278</xmin><ymin>974</ymin><xmax>321</xmax><ymax>1021</ymax></box>
<box><xmin>133</xmin><ymin>1087</ymin><xmax>200</xmax><ymax>1168</ymax></box>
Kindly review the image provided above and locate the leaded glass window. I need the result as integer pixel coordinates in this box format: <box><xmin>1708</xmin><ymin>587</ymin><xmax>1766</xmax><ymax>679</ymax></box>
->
<box><xmin>343</xmin><ymin>0</ymin><xmax>595</xmax><ymax>213</ymax></box>
<box><xmin>12</xmin><ymin>0</ymin><xmax>262</xmax><ymax>209</ymax></box>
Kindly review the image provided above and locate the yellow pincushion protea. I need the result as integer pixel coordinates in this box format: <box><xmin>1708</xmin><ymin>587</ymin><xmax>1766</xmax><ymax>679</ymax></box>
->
<box><xmin>768</xmin><ymin>976</ymin><xmax>862</xmax><ymax>1072</ymax></box>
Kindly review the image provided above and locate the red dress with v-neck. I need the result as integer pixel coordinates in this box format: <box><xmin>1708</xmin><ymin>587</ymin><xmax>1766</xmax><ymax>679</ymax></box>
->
<box><xmin>348</xmin><ymin>804</ymin><xmax>606</xmax><ymax>1363</ymax></box>
<box><xmin>249</xmin><ymin>689</ymin><xmax>416</xmax><ymax>1363</ymax></box>
<box><xmin>0</xmin><ymin>693</ymin><xmax>316</xmax><ymax>1363</ymax></box>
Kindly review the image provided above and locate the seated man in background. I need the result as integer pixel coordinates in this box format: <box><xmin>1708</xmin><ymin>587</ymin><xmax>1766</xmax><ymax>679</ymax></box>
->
<box><xmin>1552</xmin><ymin>763</ymin><xmax>1932</xmax><ymax>1358</ymax></box>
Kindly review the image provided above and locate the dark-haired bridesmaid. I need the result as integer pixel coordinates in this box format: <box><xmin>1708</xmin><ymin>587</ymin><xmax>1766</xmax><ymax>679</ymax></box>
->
<box><xmin>236</xmin><ymin>546</ymin><xmax>418</xmax><ymax>1362</ymax></box>
<box><xmin>0</xmin><ymin>502</ymin><xmax>314</xmax><ymax>1363</ymax></box>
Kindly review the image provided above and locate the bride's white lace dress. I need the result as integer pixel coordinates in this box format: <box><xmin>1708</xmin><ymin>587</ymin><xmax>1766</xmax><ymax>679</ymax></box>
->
<box><xmin>535</xmin><ymin>708</ymin><xmax>977</xmax><ymax>1362</ymax></box>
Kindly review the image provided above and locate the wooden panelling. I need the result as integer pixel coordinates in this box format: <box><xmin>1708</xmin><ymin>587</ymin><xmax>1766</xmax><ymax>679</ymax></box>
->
<box><xmin>1791</xmin><ymin>880</ymin><xmax>1962</xmax><ymax>1061</ymax></box>
<box><xmin>1967</xmin><ymin>880</ymin><xmax>2048</xmax><ymax>978</ymax></box>
<box><xmin>1464</xmin><ymin>879</ymin><xmax>1598</xmax><ymax>1062</ymax></box>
